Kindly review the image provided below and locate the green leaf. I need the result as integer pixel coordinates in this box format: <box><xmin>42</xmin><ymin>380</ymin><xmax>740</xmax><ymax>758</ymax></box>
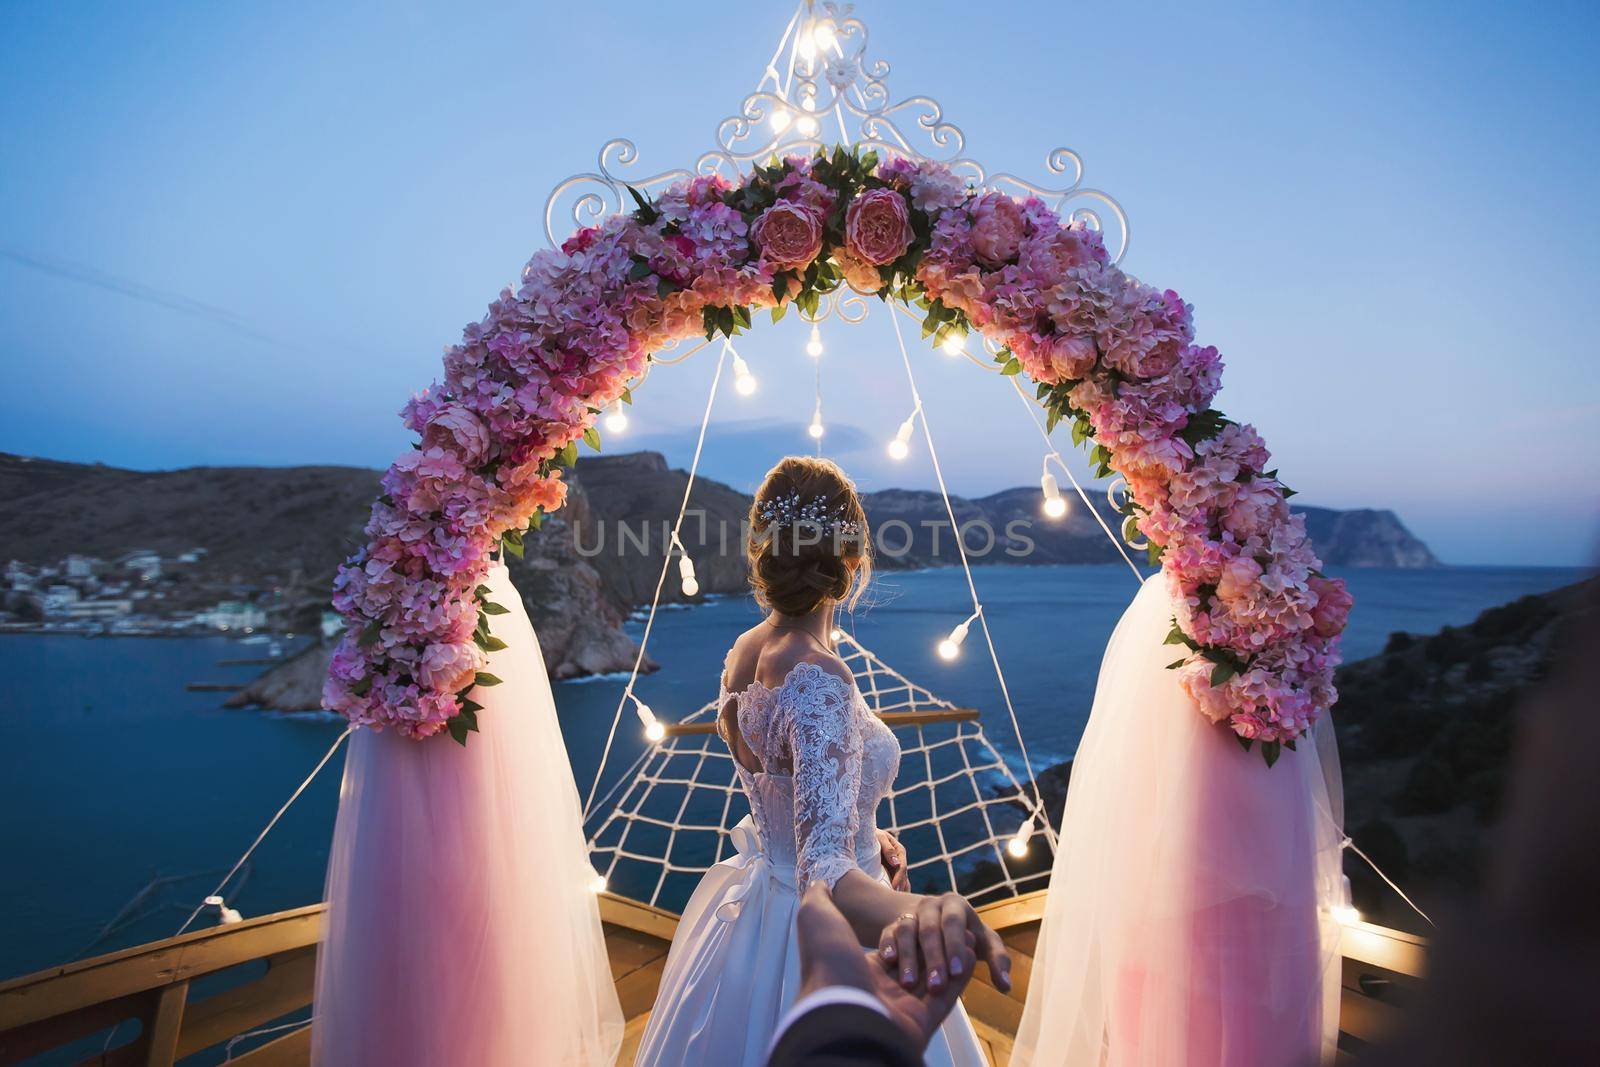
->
<box><xmin>1236</xmin><ymin>735</ymin><xmax>1254</xmax><ymax>753</ymax></box>
<box><xmin>770</xmin><ymin>302</ymin><xmax>787</xmax><ymax>324</ymax></box>
<box><xmin>501</xmin><ymin>530</ymin><xmax>524</xmax><ymax>559</ymax></box>
<box><xmin>624</xmin><ymin>184</ymin><xmax>660</xmax><ymax>224</ymax></box>
<box><xmin>626</xmin><ymin>258</ymin><xmax>654</xmax><ymax>282</ymax></box>
<box><xmin>448</xmin><ymin>716</ymin><xmax>470</xmax><ymax>745</ymax></box>
<box><xmin>1000</xmin><ymin>357</ymin><xmax>1023</xmax><ymax>376</ymax></box>
<box><xmin>358</xmin><ymin>620</ymin><xmax>382</xmax><ymax>648</ymax></box>
<box><xmin>474</xmin><ymin>671</ymin><xmax>503</xmax><ymax>688</ymax></box>
<box><xmin>583</xmin><ymin>427</ymin><xmax>602</xmax><ymax>452</ymax></box>
<box><xmin>460</xmin><ymin>698</ymin><xmax>483</xmax><ymax>714</ymax></box>
<box><xmin>557</xmin><ymin>441</ymin><xmax>578</xmax><ymax>467</ymax></box>
<box><xmin>480</xmin><ymin>635</ymin><xmax>508</xmax><ymax>652</ymax></box>
<box><xmin>482</xmin><ymin>600</ymin><xmax>510</xmax><ymax>615</ymax></box>
<box><xmin>351</xmin><ymin>674</ymin><xmax>373</xmax><ymax>695</ymax></box>
<box><xmin>1261</xmin><ymin>740</ymin><xmax>1282</xmax><ymax>768</ymax></box>
<box><xmin>1166</xmin><ymin>657</ymin><xmax>1189</xmax><ymax>670</ymax></box>
<box><xmin>1209</xmin><ymin>660</ymin><xmax>1237</xmax><ymax>687</ymax></box>
<box><xmin>474</xmin><ymin>584</ymin><xmax>491</xmax><ymax>597</ymax></box>
<box><xmin>1283</xmin><ymin>737</ymin><xmax>1298</xmax><ymax>752</ymax></box>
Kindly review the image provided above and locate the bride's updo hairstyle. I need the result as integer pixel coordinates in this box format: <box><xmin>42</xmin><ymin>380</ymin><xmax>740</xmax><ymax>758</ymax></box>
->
<box><xmin>748</xmin><ymin>456</ymin><xmax>872</xmax><ymax>617</ymax></box>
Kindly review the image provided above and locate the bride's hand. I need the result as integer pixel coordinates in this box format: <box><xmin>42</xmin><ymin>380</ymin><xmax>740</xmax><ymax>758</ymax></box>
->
<box><xmin>878</xmin><ymin>892</ymin><xmax>1012</xmax><ymax>995</ymax></box>
<box><xmin>876</xmin><ymin>828</ymin><xmax>910</xmax><ymax>892</ymax></box>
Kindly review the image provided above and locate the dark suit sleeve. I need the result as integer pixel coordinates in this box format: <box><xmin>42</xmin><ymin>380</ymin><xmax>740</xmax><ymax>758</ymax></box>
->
<box><xmin>766</xmin><ymin>1002</ymin><xmax>923</xmax><ymax>1067</ymax></box>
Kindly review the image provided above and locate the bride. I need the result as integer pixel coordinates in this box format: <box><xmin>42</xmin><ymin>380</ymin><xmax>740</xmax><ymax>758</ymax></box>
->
<box><xmin>635</xmin><ymin>456</ymin><xmax>1010</xmax><ymax>1067</ymax></box>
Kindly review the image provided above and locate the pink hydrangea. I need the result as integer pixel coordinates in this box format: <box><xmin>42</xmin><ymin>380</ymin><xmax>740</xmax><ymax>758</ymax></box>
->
<box><xmin>969</xmin><ymin>193</ymin><xmax>1026</xmax><ymax>267</ymax></box>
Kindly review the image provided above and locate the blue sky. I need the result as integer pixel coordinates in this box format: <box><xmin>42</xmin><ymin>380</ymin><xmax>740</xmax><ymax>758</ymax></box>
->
<box><xmin>2</xmin><ymin>1</ymin><xmax>1596</xmax><ymax>564</ymax></box>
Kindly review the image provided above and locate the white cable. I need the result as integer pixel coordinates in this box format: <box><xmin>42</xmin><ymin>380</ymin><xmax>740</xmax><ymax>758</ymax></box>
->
<box><xmin>175</xmin><ymin>727</ymin><xmax>352</xmax><ymax>936</ymax></box>
<box><xmin>1344</xmin><ymin>836</ymin><xmax>1437</xmax><ymax>928</ymax></box>
<box><xmin>582</xmin><ymin>341</ymin><xmax>731</xmax><ymax>818</ymax></box>
<box><xmin>885</xmin><ymin>306</ymin><xmax>1056</xmax><ymax>846</ymax></box>
<box><xmin>1008</xmin><ymin>375</ymin><xmax>1146</xmax><ymax>583</ymax></box>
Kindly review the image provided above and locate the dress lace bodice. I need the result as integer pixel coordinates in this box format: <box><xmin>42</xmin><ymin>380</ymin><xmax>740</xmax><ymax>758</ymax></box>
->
<box><xmin>717</xmin><ymin>661</ymin><xmax>901</xmax><ymax>889</ymax></box>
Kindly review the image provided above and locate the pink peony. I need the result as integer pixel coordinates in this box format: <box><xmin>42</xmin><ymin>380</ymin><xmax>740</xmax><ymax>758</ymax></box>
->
<box><xmin>1307</xmin><ymin>576</ymin><xmax>1353</xmax><ymax>638</ymax></box>
<box><xmin>751</xmin><ymin>202</ymin><xmax>824</xmax><ymax>270</ymax></box>
<box><xmin>418</xmin><ymin>640</ymin><xmax>484</xmax><ymax>692</ymax></box>
<box><xmin>844</xmin><ymin>188</ymin><xmax>913</xmax><ymax>266</ymax></box>
<box><xmin>423</xmin><ymin>403</ymin><xmax>492</xmax><ymax>467</ymax></box>
<box><xmin>1178</xmin><ymin>660</ymin><xmax>1233</xmax><ymax>724</ymax></box>
<box><xmin>1019</xmin><ymin>226</ymin><xmax>1102</xmax><ymax>283</ymax></box>
<box><xmin>969</xmin><ymin>194</ymin><xmax>1026</xmax><ymax>267</ymax></box>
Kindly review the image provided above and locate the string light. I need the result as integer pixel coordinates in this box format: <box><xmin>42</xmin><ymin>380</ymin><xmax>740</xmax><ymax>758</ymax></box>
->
<box><xmin>604</xmin><ymin>400</ymin><xmax>629</xmax><ymax>434</ymax></box>
<box><xmin>829</xmin><ymin>628</ymin><xmax>843</xmax><ymax>642</ymax></box>
<box><xmin>1041</xmin><ymin>467</ymin><xmax>1068</xmax><ymax>519</ymax></box>
<box><xmin>1006</xmin><ymin>815</ymin><xmax>1035</xmax><ymax>858</ymax></box>
<box><xmin>808</xmin><ymin>400</ymin><xmax>825</xmax><ymax>439</ymax></box>
<box><xmin>632</xmin><ymin>694</ymin><xmax>666</xmax><ymax>743</ymax></box>
<box><xmin>795</xmin><ymin>113</ymin><xmax>820</xmax><ymax>138</ymax></box>
<box><xmin>940</xmin><ymin>329</ymin><xmax>966</xmax><ymax>355</ymax></box>
<box><xmin>812</xmin><ymin>20</ymin><xmax>837</xmax><ymax>50</ymax></box>
<box><xmin>204</xmin><ymin>895</ymin><xmax>243</xmax><ymax>925</ymax></box>
<box><xmin>806</xmin><ymin>323</ymin><xmax>824</xmax><ymax>357</ymax></box>
<box><xmin>678</xmin><ymin>553</ymin><xmax>699</xmax><ymax>598</ymax></box>
<box><xmin>771</xmin><ymin>107</ymin><xmax>793</xmax><ymax>132</ymax></box>
<box><xmin>937</xmin><ymin>608</ymin><xmax>981</xmax><ymax>661</ymax></box>
<box><xmin>1331</xmin><ymin>904</ymin><xmax>1362</xmax><ymax>925</ymax></box>
<box><xmin>887</xmin><ymin>410</ymin><xmax>917</xmax><ymax>460</ymax></box>
<box><xmin>798</xmin><ymin>24</ymin><xmax>819</xmax><ymax>61</ymax></box>
<box><xmin>588</xmin><ymin>870</ymin><xmax>608</xmax><ymax>894</ymax></box>
<box><xmin>732</xmin><ymin>351</ymin><xmax>758</xmax><ymax>395</ymax></box>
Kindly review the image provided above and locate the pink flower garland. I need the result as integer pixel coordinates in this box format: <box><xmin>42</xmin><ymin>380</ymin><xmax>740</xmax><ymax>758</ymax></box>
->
<box><xmin>326</xmin><ymin>148</ymin><xmax>1350</xmax><ymax>761</ymax></box>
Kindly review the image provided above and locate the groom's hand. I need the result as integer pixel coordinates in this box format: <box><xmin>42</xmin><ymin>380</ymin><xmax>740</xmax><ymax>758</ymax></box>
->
<box><xmin>796</xmin><ymin>881</ymin><xmax>971</xmax><ymax>1051</ymax></box>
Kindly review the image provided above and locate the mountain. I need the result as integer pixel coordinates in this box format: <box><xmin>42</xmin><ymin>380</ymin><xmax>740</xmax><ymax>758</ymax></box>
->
<box><xmin>0</xmin><ymin>452</ymin><xmax>642</xmax><ymax>681</ymax></box>
<box><xmin>0</xmin><ymin>449</ymin><xmax>1440</xmax><ymax>691</ymax></box>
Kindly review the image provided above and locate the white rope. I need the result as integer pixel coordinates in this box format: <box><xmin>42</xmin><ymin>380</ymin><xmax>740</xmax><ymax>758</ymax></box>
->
<box><xmin>586</xmin><ymin>632</ymin><xmax>1051</xmax><ymax>904</ymax></box>
<box><xmin>1344</xmin><ymin>836</ymin><xmax>1437</xmax><ymax>928</ymax></box>
<box><xmin>222</xmin><ymin>1015</ymin><xmax>313</xmax><ymax>1062</ymax></box>
<box><xmin>175</xmin><ymin>726</ymin><xmax>352</xmax><ymax>936</ymax></box>
<box><xmin>1008</xmin><ymin>374</ymin><xmax>1147</xmax><ymax>583</ymax></box>
<box><xmin>582</xmin><ymin>341</ymin><xmax>731</xmax><ymax>818</ymax></box>
<box><xmin>883</xmin><ymin>306</ymin><xmax>1056</xmax><ymax>846</ymax></box>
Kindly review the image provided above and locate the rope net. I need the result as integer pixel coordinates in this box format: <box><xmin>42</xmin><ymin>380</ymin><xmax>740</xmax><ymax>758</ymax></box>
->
<box><xmin>584</xmin><ymin>632</ymin><xmax>1053</xmax><ymax>914</ymax></box>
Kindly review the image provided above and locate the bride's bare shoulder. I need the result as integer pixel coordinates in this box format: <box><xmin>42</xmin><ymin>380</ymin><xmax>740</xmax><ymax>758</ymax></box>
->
<box><xmin>756</xmin><ymin>638</ymin><xmax>851</xmax><ymax>690</ymax></box>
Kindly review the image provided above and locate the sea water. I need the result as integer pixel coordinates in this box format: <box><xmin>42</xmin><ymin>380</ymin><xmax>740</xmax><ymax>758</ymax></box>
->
<box><xmin>0</xmin><ymin>564</ymin><xmax>1588</xmax><ymax>980</ymax></box>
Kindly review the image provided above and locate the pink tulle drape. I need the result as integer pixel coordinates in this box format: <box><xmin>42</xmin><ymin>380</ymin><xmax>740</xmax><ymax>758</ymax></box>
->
<box><xmin>1013</xmin><ymin>577</ymin><xmax>1345</xmax><ymax>1067</ymax></box>
<box><xmin>312</xmin><ymin>562</ymin><xmax>622</xmax><ymax>1066</ymax></box>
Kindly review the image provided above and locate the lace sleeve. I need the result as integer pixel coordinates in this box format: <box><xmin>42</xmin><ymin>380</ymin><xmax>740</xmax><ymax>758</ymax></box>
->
<box><xmin>780</xmin><ymin>662</ymin><xmax>864</xmax><ymax>889</ymax></box>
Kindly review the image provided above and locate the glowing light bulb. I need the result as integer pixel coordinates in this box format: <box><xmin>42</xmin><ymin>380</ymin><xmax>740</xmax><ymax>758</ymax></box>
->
<box><xmin>812</xmin><ymin>21</ymin><xmax>837</xmax><ymax>50</ymax></box>
<box><xmin>829</xmin><ymin>628</ymin><xmax>843</xmax><ymax>642</ymax></box>
<box><xmin>808</xmin><ymin>418</ymin><xmax>825</xmax><ymax>439</ymax></box>
<box><xmin>589</xmin><ymin>872</ymin><xmax>608</xmax><ymax>894</ymax></box>
<box><xmin>937</xmin><ymin>619</ymin><xmax>970</xmax><ymax>661</ymax></box>
<box><xmin>732</xmin><ymin>353</ymin><xmax>758</xmax><ymax>395</ymax></box>
<box><xmin>771</xmin><ymin>108</ymin><xmax>793</xmax><ymax>132</ymax></box>
<box><xmin>1041</xmin><ymin>471</ymin><xmax>1068</xmax><ymax>519</ymax></box>
<box><xmin>1006</xmin><ymin>816</ymin><xmax>1035</xmax><ymax>858</ymax></box>
<box><xmin>887</xmin><ymin>413</ymin><xmax>916</xmax><ymax>460</ymax></box>
<box><xmin>940</xmin><ymin>331</ymin><xmax>966</xmax><ymax>355</ymax></box>
<box><xmin>678</xmin><ymin>554</ymin><xmax>698</xmax><ymax>597</ymax></box>
<box><xmin>798</xmin><ymin>28</ymin><xmax>819</xmax><ymax>61</ymax></box>
<box><xmin>806</xmin><ymin>324</ymin><xmax>823</xmax><ymax>358</ymax></box>
<box><xmin>1332</xmin><ymin>904</ymin><xmax>1361</xmax><ymax>926</ymax></box>
<box><xmin>604</xmin><ymin>401</ymin><xmax>629</xmax><ymax>434</ymax></box>
<box><xmin>635</xmin><ymin>699</ymin><xmax>666</xmax><ymax>742</ymax></box>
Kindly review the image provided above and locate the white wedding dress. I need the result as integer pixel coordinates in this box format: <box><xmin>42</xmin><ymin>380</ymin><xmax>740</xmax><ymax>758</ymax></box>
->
<box><xmin>634</xmin><ymin>660</ymin><xmax>987</xmax><ymax>1067</ymax></box>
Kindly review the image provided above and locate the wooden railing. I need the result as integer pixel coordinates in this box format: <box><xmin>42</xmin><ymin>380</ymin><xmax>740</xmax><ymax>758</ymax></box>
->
<box><xmin>662</xmin><ymin>706</ymin><xmax>980</xmax><ymax>737</ymax></box>
<box><xmin>0</xmin><ymin>890</ymin><xmax>1426</xmax><ymax>1066</ymax></box>
<box><xmin>0</xmin><ymin>904</ymin><xmax>325</xmax><ymax>1066</ymax></box>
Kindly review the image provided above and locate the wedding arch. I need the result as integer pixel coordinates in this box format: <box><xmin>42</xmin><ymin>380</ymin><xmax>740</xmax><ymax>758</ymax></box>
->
<box><xmin>322</xmin><ymin>0</ymin><xmax>1352</xmax><ymax>824</ymax></box>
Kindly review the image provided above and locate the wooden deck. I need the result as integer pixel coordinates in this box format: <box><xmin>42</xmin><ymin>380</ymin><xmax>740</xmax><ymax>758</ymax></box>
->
<box><xmin>0</xmin><ymin>892</ymin><xmax>1425</xmax><ymax>1065</ymax></box>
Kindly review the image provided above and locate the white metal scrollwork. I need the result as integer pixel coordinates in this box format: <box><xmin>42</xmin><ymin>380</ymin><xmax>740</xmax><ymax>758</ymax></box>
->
<box><xmin>542</xmin><ymin>1</ymin><xmax>1129</xmax><ymax>263</ymax></box>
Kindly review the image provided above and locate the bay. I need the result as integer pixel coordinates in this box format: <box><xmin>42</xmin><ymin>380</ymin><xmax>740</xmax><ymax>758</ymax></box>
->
<box><xmin>1</xmin><ymin>564</ymin><xmax>1588</xmax><ymax>981</ymax></box>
